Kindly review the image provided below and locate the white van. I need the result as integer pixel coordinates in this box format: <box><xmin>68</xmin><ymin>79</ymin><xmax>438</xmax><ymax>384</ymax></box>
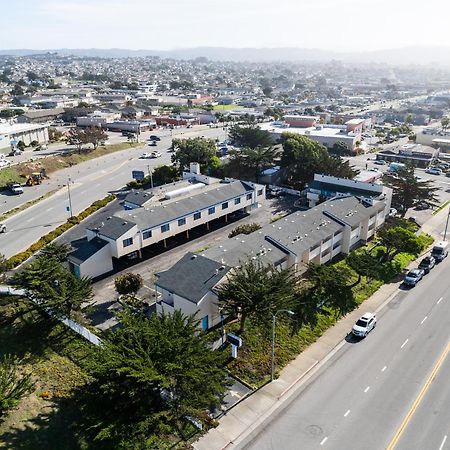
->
<box><xmin>431</xmin><ymin>241</ymin><xmax>448</xmax><ymax>262</ymax></box>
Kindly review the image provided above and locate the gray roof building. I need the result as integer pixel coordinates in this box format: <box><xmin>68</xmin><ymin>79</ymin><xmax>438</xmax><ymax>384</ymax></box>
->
<box><xmin>86</xmin><ymin>216</ymin><xmax>136</xmax><ymax>240</ymax></box>
<box><xmin>69</xmin><ymin>237</ymin><xmax>109</xmax><ymax>265</ymax></box>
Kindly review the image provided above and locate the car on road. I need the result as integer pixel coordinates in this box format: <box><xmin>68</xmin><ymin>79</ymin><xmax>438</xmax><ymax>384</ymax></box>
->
<box><xmin>150</xmin><ymin>151</ymin><xmax>161</xmax><ymax>158</ymax></box>
<box><xmin>149</xmin><ymin>135</ymin><xmax>161</xmax><ymax>141</ymax></box>
<box><xmin>0</xmin><ymin>223</ymin><xmax>6</xmax><ymax>233</ymax></box>
<box><xmin>403</xmin><ymin>268</ymin><xmax>425</xmax><ymax>287</ymax></box>
<box><xmin>431</xmin><ymin>241</ymin><xmax>449</xmax><ymax>262</ymax></box>
<box><xmin>8</xmin><ymin>183</ymin><xmax>24</xmax><ymax>195</ymax></box>
<box><xmin>148</xmin><ymin>141</ymin><xmax>157</xmax><ymax>146</ymax></box>
<box><xmin>418</xmin><ymin>256</ymin><xmax>436</xmax><ymax>274</ymax></box>
<box><xmin>141</xmin><ymin>153</ymin><xmax>153</xmax><ymax>159</ymax></box>
<box><xmin>374</xmin><ymin>159</ymin><xmax>386</xmax><ymax>165</ymax></box>
<box><xmin>8</xmin><ymin>149</ymin><xmax>22</xmax><ymax>156</ymax></box>
<box><xmin>352</xmin><ymin>313</ymin><xmax>377</xmax><ymax>338</ymax></box>
<box><xmin>0</xmin><ymin>159</ymin><xmax>10</xmax><ymax>168</ymax></box>
<box><xmin>426</xmin><ymin>167</ymin><xmax>442</xmax><ymax>175</ymax></box>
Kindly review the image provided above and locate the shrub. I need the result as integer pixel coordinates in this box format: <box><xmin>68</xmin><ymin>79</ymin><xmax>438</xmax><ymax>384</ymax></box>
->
<box><xmin>114</xmin><ymin>273</ymin><xmax>144</xmax><ymax>296</ymax></box>
<box><xmin>228</xmin><ymin>223</ymin><xmax>262</xmax><ymax>238</ymax></box>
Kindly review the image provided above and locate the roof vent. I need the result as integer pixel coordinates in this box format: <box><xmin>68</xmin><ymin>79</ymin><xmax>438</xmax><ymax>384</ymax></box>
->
<box><xmin>106</xmin><ymin>216</ymin><xmax>112</xmax><ymax>220</ymax></box>
<box><xmin>191</xmin><ymin>254</ymin><xmax>197</xmax><ymax>260</ymax></box>
<box><xmin>219</xmin><ymin>266</ymin><xmax>226</xmax><ymax>271</ymax></box>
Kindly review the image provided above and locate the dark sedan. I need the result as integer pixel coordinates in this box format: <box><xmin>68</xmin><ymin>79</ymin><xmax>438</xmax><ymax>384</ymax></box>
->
<box><xmin>418</xmin><ymin>256</ymin><xmax>436</xmax><ymax>274</ymax></box>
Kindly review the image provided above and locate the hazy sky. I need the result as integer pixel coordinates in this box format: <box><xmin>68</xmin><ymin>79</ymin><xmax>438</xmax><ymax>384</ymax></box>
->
<box><xmin>1</xmin><ymin>0</ymin><xmax>449</xmax><ymax>51</ymax></box>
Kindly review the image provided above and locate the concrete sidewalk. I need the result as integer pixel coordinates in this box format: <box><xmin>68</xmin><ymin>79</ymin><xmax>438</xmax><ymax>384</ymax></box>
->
<box><xmin>193</xmin><ymin>212</ymin><xmax>446</xmax><ymax>450</ymax></box>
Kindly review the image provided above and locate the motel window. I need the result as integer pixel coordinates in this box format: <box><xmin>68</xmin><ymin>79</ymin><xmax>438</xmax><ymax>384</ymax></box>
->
<box><xmin>208</xmin><ymin>207</ymin><xmax>215</xmax><ymax>215</ymax></box>
<box><xmin>257</xmin><ymin>189</ymin><xmax>264</xmax><ymax>196</ymax></box>
<box><xmin>247</xmin><ymin>193</ymin><xmax>252</xmax><ymax>201</ymax></box>
<box><xmin>161</xmin><ymin>224</ymin><xmax>170</xmax><ymax>233</ymax></box>
<box><xmin>222</xmin><ymin>202</ymin><xmax>228</xmax><ymax>210</ymax></box>
<box><xmin>194</xmin><ymin>212</ymin><xmax>201</xmax><ymax>220</ymax></box>
<box><xmin>123</xmin><ymin>237</ymin><xmax>133</xmax><ymax>247</ymax></box>
<box><xmin>143</xmin><ymin>230</ymin><xmax>152</xmax><ymax>240</ymax></box>
<box><xmin>178</xmin><ymin>218</ymin><xmax>186</xmax><ymax>226</ymax></box>
<box><xmin>234</xmin><ymin>197</ymin><xmax>241</xmax><ymax>205</ymax></box>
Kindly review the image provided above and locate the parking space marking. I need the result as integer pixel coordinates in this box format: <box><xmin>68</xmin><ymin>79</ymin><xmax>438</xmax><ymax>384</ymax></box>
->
<box><xmin>381</xmin><ymin>366</ymin><xmax>387</xmax><ymax>372</ymax></box>
<box><xmin>320</xmin><ymin>437</ymin><xmax>328</xmax><ymax>446</ymax></box>
<box><xmin>439</xmin><ymin>435</ymin><xmax>447</xmax><ymax>450</ymax></box>
<box><xmin>437</xmin><ymin>297</ymin><xmax>443</xmax><ymax>304</ymax></box>
<box><xmin>401</xmin><ymin>339</ymin><xmax>409</xmax><ymax>349</ymax></box>
<box><xmin>364</xmin><ymin>386</ymin><xmax>370</xmax><ymax>393</ymax></box>
<box><xmin>344</xmin><ymin>409</ymin><xmax>350</xmax><ymax>417</ymax></box>
<box><xmin>421</xmin><ymin>316</ymin><xmax>428</xmax><ymax>325</ymax></box>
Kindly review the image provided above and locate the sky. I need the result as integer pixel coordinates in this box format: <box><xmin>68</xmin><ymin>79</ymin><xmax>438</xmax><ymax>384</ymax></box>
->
<box><xmin>1</xmin><ymin>0</ymin><xmax>449</xmax><ymax>52</ymax></box>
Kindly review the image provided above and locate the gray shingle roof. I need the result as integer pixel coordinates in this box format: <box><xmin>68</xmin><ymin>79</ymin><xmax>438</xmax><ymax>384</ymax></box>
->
<box><xmin>116</xmin><ymin>180</ymin><xmax>253</xmax><ymax>231</ymax></box>
<box><xmin>124</xmin><ymin>190</ymin><xmax>154</xmax><ymax>207</ymax></box>
<box><xmin>68</xmin><ymin>237</ymin><xmax>109</xmax><ymax>265</ymax></box>
<box><xmin>86</xmin><ymin>216</ymin><xmax>136</xmax><ymax>240</ymax></box>
<box><xmin>156</xmin><ymin>253</ymin><xmax>231</xmax><ymax>304</ymax></box>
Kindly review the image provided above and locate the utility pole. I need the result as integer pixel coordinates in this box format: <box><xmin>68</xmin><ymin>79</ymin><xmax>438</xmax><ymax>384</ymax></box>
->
<box><xmin>147</xmin><ymin>165</ymin><xmax>154</xmax><ymax>189</ymax></box>
<box><xmin>67</xmin><ymin>177</ymin><xmax>73</xmax><ymax>218</ymax></box>
<box><xmin>444</xmin><ymin>207</ymin><xmax>450</xmax><ymax>239</ymax></box>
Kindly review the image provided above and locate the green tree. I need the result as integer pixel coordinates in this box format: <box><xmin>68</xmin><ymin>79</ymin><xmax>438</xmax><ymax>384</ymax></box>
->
<box><xmin>171</xmin><ymin>137</ymin><xmax>216</xmax><ymax>171</ymax></box>
<box><xmin>382</xmin><ymin>165</ymin><xmax>439</xmax><ymax>216</ymax></box>
<box><xmin>114</xmin><ymin>272</ymin><xmax>143</xmax><ymax>296</ymax></box>
<box><xmin>242</xmin><ymin>146</ymin><xmax>279</xmax><ymax>182</ymax></box>
<box><xmin>280</xmin><ymin>133</ymin><xmax>356</xmax><ymax>189</ymax></box>
<box><xmin>40</xmin><ymin>242</ymin><xmax>71</xmax><ymax>262</ymax></box>
<box><xmin>17</xmin><ymin>141</ymin><xmax>26</xmax><ymax>151</ymax></box>
<box><xmin>376</xmin><ymin>227</ymin><xmax>423</xmax><ymax>262</ymax></box>
<box><xmin>152</xmin><ymin>165</ymin><xmax>179</xmax><ymax>185</ymax></box>
<box><xmin>0</xmin><ymin>253</ymin><xmax>9</xmax><ymax>281</ymax></box>
<box><xmin>67</xmin><ymin>127</ymin><xmax>90</xmax><ymax>153</ymax></box>
<box><xmin>441</xmin><ymin>116</ymin><xmax>449</xmax><ymax>130</ymax></box>
<box><xmin>216</xmin><ymin>260</ymin><xmax>296</xmax><ymax>333</ymax></box>
<box><xmin>83</xmin><ymin>127</ymin><xmax>108</xmax><ymax>150</ymax></box>
<box><xmin>12</xmin><ymin>255</ymin><xmax>93</xmax><ymax>318</ymax></box>
<box><xmin>78</xmin><ymin>310</ymin><xmax>228</xmax><ymax>447</ymax></box>
<box><xmin>346</xmin><ymin>249</ymin><xmax>380</xmax><ymax>285</ymax></box>
<box><xmin>228</xmin><ymin>223</ymin><xmax>262</xmax><ymax>238</ymax></box>
<box><xmin>229</xmin><ymin>124</ymin><xmax>273</xmax><ymax>149</ymax></box>
<box><xmin>0</xmin><ymin>355</ymin><xmax>34</xmax><ymax>418</ymax></box>
<box><xmin>330</xmin><ymin>141</ymin><xmax>351</xmax><ymax>156</ymax></box>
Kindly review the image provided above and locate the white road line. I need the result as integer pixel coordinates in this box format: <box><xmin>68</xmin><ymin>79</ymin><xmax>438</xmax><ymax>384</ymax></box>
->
<box><xmin>401</xmin><ymin>339</ymin><xmax>409</xmax><ymax>349</ymax></box>
<box><xmin>439</xmin><ymin>435</ymin><xmax>447</xmax><ymax>450</ymax></box>
<box><xmin>421</xmin><ymin>316</ymin><xmax>428</xmax><ymax>325</ymax></box>
<box><xmin>320</xmin><ymin>437</ymin><xmax>328</xmax><ymax>446</ymax></box>
<box><xmin>344</xmin><ymin>409</ymin><xmax>350</xmax><ymax>417</ymax></box>
<box><xmin>45</xmin><ymin>207</ymin><xmax>53</xmax><ymax>212</ymax></box>
<box><xmin>381</xmin><ymin>366</ymin><xmax>387</xmax><ymax>372</ymax></box>
<box><xmin>437</xmin><ymin>297</ymin><xmax>443</xmax><ymax>304</ymax></box>
<box><xmin>364</xmin><ymin>386</ymin><xmax>370</xmax><ymax>393</ymax></box>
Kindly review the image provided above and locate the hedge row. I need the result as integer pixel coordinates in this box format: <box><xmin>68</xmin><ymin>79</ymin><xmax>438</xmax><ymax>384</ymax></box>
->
<box><xmin>8</xmin><ymin>195</ymin><xmax>115</xmax><ymax>268</ymax></box>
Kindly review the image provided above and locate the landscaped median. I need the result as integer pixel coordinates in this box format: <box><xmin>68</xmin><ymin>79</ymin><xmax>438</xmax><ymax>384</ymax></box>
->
<box><xmin>223</xmin><ymin>229</ymin><xmax>434</xmax><ymax>388</ymax></box>
<box><xmin>7</xmin><ymin>194</ymin><xmax>115</xmax><ymax>269</ymax></box>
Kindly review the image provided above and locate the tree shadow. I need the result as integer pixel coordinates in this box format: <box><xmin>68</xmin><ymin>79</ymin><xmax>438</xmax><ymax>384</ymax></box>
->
<box><xmin>0</xmin><ymin>399</ymin><xmax>87</xmax><ymax>450</ymax></box>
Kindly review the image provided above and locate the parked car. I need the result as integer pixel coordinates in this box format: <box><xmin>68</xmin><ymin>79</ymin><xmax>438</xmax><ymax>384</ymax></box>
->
<box><xmin>8</xmin><ymin>149</ymin><xmax>22</xmax><ymax>156</ymax></box>
<box><xmin>389</xmin><ymin>207</ymin><xmax>398</xmax><ymax>217</ymax></box>
<box><xmin>374</xmin><ymin>159</ymin><xmax>386</xmax><ymax>166</ymax></box>
<box><xmin>403</xmin><ymin>268</ymin><xmax>425</xmax><ymax>287</ymax></box>
<box><xmin>352</xmin><ymin>313</ymin><xmax>377</xmax><ymax>338</ymax></box>
<box><xmin>8</xmin><ymin>183</ymin><xmax>24</xmax><ymax>195</ymax></box>
<box><xmin>148</xmin><ymin>141</ymin><xmax>157</xmax><ymax>146</ymax></box>
<box><xmin>431</xmin><ymin>241</ymin><xmax>449</xmax><ymax>262</ymax></box>
<box><xmin>0</xmin><ymin>223</ymin><xmax>5</xmax><ymax>233</ymax></box>
<box><xmin>150</xmin><ymin>151</ymin><xmax>161</xmax><ymax>158</ymax></box>
<box><xmin>0</xmin><ymin>160</ymin><xmax>10</xmax><ymax>168</ymax></box>
<box><xmin>426</xmin><ymin>168</ymin><xmax>442</xmax><ymax>175</ymax></box>
<box><xmin>149</xmin><ymin>135</ymin><xmax>161</xmax><ymax>141</ymax></box>
<box><xmin>418</xmin><ymin>256</ymin><xmax>436</xmax><ymax>274</ymax></box>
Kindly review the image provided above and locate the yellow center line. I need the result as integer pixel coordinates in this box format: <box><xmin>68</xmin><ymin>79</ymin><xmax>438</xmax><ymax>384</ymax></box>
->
<box><xmin>387</xmin><ymin>341</ymin><xmax>450</xmax><ymax>450</ymax></box>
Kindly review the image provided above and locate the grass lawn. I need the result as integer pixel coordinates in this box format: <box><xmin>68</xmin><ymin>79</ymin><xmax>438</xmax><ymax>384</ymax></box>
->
<box><xmin>226</xmin><ymin>234</ymin><xmax>434</xmax><ymax>387</ymax></box>
<box><xmin>0</xmin><ymin>296</ymin><xmax>93</xmax><ymax>449</ymax></box>
<box><xmin>212</xmin><ymin>104</ymin><xmax>242</xmax><ymax>111</ymax></box>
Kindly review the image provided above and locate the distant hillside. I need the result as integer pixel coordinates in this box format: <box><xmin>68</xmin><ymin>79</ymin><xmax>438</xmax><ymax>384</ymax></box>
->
<box><xmin>1</xmin><ymin>46</ymin><xmax>450</xmax><ymax>66</ymax></box>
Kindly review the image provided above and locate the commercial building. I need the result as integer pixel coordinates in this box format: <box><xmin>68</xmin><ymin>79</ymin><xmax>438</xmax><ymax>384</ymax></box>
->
<box><xmin>17</xmin><ymin>108</ymin><xmax>64</xmax><ymax>124</ymax></box>
<box><xmin>0</xmin><ymin>123</ymin><xmax>49</xmax><ymax>150</ymax></box>
<box><xmin>376</xmin><ymin>143</ymin><xmax>438</xmax><ymax>168</ymax></box>
<box><xmin>68</xmin><ymin>165</ymin><xmax>265</xmax><ymax>279</ymax></box>
<box><xmin>155</xmin><ymin>195</ymin><xmax>388</xmax><ymax>330</ymax></box>
<box><xmin>416</xmin><ymin>127</ymin><xmax>450</xmax><ymax>149</ymax></box>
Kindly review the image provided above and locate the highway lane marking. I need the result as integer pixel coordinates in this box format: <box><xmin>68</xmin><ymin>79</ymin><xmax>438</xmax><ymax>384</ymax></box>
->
<box><xmin>364</xmin><ymin>386</ymin><xmax>370</xmax><ymax>393</ymax></box>
<box><xmin>45</xmin><ymin>207</ymin><xmax>53</xmax><ymax>212</ymax></box>
<box><xmin>437</xmin><ymin>297</ymin><xmax>443</xmax><ymax>304</ymax></box>
<box><xmin>401</xmin><ymin>339</ymin><xmax>409</xmax><ymax>349</ymax></box>
<box><xmin>386</xmin><ymin>341</ymin><xmax>450</xmax><ymax>450</ymax></box>
<box><xmin>320</xmin><ymin>437</ymin><xmax>328</xmax><ymax>445</ymax></box>
<box><xmin>344</xmin><ymin>409</ymin><xmax>350</xmax><ymax>417</ymax></box>
<box><xmin>382</xmin><ymin>366</ymin><xmax>387</xmax><ymax>372</ymax></box>
<box><xmin>421</xmin><ymin>316</ymin><xmax>428</xmax><ymax>325</ymax></box>
<box><xmin>439</xmin><ymin>435</ymin><xmax>448</xmax><ymax>450</ymax></box>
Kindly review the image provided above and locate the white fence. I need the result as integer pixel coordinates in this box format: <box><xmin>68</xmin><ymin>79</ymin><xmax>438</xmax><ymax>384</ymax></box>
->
<box><xmin>0</xmin><ymin>285</ymin><xmax>102</xmax><ymax>346</ymax></box>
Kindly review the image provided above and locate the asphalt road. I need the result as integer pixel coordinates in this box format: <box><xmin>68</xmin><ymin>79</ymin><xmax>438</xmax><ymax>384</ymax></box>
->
<box><xmin>241</xmin><ymin>257</ymin><xmax>450</xmax><ymax>450</ymax></box>
<box><xmin>0</xmin><ymin>125</ymin><xmax>227</xmax><ymax>258</ymax></box>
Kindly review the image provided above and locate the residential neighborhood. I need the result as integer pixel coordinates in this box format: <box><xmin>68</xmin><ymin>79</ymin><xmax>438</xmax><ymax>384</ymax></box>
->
<box><xmin>1</xmin><ymin>2</ymin><xmax>450</xmax><ymax>450</ymax></box>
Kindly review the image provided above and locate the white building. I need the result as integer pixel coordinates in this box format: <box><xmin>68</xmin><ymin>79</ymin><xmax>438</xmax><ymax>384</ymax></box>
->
<box><xmin>0</xmin><ymin>123</ymin><xmax>49</xmax><ymax>150</ymax></box>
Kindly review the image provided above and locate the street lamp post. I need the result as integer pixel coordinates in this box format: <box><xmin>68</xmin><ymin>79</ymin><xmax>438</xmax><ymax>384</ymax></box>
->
<box><xmin>271</xmin><ymin>309</ymin><xmax>294</xmax><ymax>381</ymax></box>
<box><xmin>444</xmin><ymin>207</ymin><xmax>450</xmax><ymax>239</ymax></box>
<box><xmin>147</xmin><ymin>165</ymin><xmax>154</xmax><ymax>189</ymax></box>
<box><xmin>67</xmin><ymin>177</ymin><xmax>73</xmax><ymax>218</ymax></box>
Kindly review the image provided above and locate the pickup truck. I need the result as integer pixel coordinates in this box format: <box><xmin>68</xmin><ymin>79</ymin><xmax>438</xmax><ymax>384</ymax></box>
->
<box><xmin>9</xmin><ymin>183</ymin><xmax>24</xmax><ymax>195</ymax></box>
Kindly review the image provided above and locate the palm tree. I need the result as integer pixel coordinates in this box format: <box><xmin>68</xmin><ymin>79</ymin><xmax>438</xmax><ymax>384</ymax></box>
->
<box><xmin>242</xmin><ymin>146</ymin><xmax>279</xmax><ymax>182</ymax></box>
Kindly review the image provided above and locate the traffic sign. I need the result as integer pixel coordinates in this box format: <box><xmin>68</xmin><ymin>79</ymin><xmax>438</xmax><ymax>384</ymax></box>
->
<box><xmin>227</xmin><ymin>333</ymin><xmax>243</xmax><ymax>348</ymax></box>
<box><xmin>132</xmin><ymin>170</ymin><xmax>145</xmax><ymax>180</ymax></box>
